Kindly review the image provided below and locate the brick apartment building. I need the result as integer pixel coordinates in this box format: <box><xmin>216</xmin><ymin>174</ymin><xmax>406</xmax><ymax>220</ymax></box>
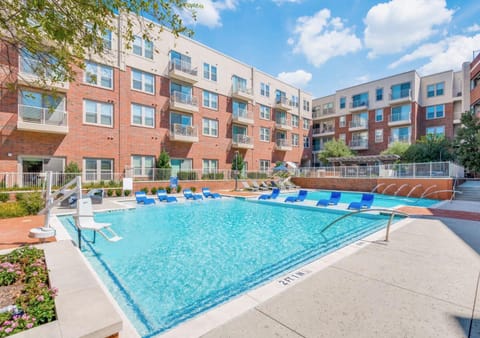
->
<box><xmin>471</xmin><ymin>51</ymin><xmax>480</xmax><ymax>118</ymax></box>
<box><xmin>311</xmin><ymin>66</ymin><xmax>472</xmax><ymax>166</ymax></box>
<box><xmin>0</xmin><ymin>14</ymin><xmax>313</xmax><ymax>181</ymax></box>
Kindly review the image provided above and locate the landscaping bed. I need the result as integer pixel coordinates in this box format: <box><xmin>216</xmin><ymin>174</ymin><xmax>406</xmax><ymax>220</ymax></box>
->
<box><xmin>0</xmin><ymin>247</ymin><xmax>57</xmax><ymax>337</ymax></box>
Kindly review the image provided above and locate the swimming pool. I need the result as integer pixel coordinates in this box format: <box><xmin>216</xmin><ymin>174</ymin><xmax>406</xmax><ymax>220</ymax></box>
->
<box><xmin>59</xmin><ymin>199</ymin><xmax>403</xmax><ymax>337</ymax></box>
<box><xmin>285</xmin><ymin>190</ymin><xmax>439</xmax><ymax>208</ymax></box>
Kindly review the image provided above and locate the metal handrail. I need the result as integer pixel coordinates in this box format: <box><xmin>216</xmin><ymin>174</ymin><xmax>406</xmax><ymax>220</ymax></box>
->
<box><xmin>320</xmin><ymin>208</ymin><xmax>409</xmax><ymax>242</ymax></box>
<box><xmin>418</xmin><ymin>189</ymin><xmax>462</xmax><ymax>202</ymax></box>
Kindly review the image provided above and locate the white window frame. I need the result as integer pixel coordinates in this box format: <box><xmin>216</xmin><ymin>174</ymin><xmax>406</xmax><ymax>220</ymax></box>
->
<box><xmin>131</xmin><ymin>103</ymin><xmax>155</xmax><ymax>128</ymax></box>
<box><xmin>83</xmin><ymin>99</ymin><xmax>113</xmax><ymax>127</ymax></box>
<box><xmin>426</xmin><ymin>126</ymin><xmax>445</xmax><ymax>137</ymax></box>
<box><xmin>339</xmin><ymin>133</ymin><xmax>346</xmax><ymax>143</ymax></box>
<box><xmin>83</xmin><ymin>158</ymin><xmax>113</xmax><ymax>181</ymax></box>
<box><xmin>260</xmin><ymin>82</ymin><xmax>270</xmax><ymax>97</ymax></box>
<box><xmin>260</xmin><ymin>105</ymin><xmax>271</xmax><ymax>120</ymax></box>
<box><xmin>303</xmin><ymin>135</ymin><xmax>310</xmax><ymax>148</ymax></box>
<box><xmin>84</xmin><ymin>61</ymin><xmax>113</xmax><ymax>89</ymax></box>
<box><xmin>260</xmin><ymin>127</ymin><xmax>270</xmax><ymax>142</ymax></box>
<box><xmin>131</xmin><ymin>68</ymin><xmax>155</xmax><ymax>94</ymax></box>
<box><xmin>131</xmin><ymin>155</ymin><xmax>155</xmax><ymax>177</ymax></box>
<box><xmin>339</xmin><ymin>116</ymin><xmax>346</xmax><ymax>128</ymax></box>
<box><xmin>291</xmin><ymin>115</ymin><xmax>299</xmax><ymax>128</ymax></box>
<box><xmin>303</xmin><ymin>118</ymin><xmax>310</xmax><ymax>130</ymax></box>
<box><xmin>259</xmin><ymin>160</ymin><xmax>270</xmax><ymax>172</ymax></box>
<box><xmin>203</xmin><ymin>63</ymin><xmax>217</xmax><ymax>82</ymax></box>
<box><xmin>202</xmin><ymin>118</ymin><xmax>218</xmax><ymax>137</ymax></box>
<box><xmin>375</xmin><ymin>129</ymin><xmax>383</xmax><ymax>143</ymax></box>
<box><xmin>292</xmin><ymin>133</ymin><xmax>299</xmax><ymax>147</ymax></box>
<box><xmin>426</xmin><ymin>104</ymin><xmax>445</xmax><ymax>120</ymax></box>
<box><xmin>375</xmin><ymin>109</ymin><xmax>383</xmax><ymax>122</ymax></box>
<box><xmin>202</xmin><ymin>159</ymin><xmax>218</xmax><ymax>174</ymax></box>
<box><xmin>133</xmin><ymin>35</ymin><xmax>154</xmax><ymax>59</ymax></box>
<box><xmin>203</xmin><ymin>90</ymin><xmax>218</xmax><ymax>110</ymax></box>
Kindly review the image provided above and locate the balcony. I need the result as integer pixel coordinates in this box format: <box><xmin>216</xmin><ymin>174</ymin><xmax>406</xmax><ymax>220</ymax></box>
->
<box><xmin>453</xmin><ymin>111</ymin><xmax>463</xmax><ymax>124</ymax></box>
<box><xmin>168</xmin><ymin>60</ymin><xmax>198</xmax><ymax>84</ymax></box>
<box><xmin>312</xmin><ymin>125</ymin><xmax>335</xmax><ymax>136</ymax></box>
<box><xmin>388</xmin><ymin>113</ymin><xmax>411</xmax><ymax>127</ymax></box>
<box><xmin>388</xmin><ymin>135</ymin><xmax>411</xmax><ymax>145</ymax></box>
<box><xmin>170</xmin><ymin>91</ymin><xmax>199</xmax><ymax>113</ymax></box>
<box><xmin>275</xmin><ymin>118</ymin><xmax>292</xmax><ymax>131</ymax></box>
<box><xmin>18</xmin><ymin>57</ymin><xmax>69</xmax><ymax>91</ymax></box>
<box><xmin>389</xmin><ymin>89</ymin><xmax>412</xmax><ymax>105</ymax></box>
<box><xmin>231</xmin><ymin>86</ymin><xmax>253</xmax><ymax>102</ymax></box>
<box><xmin>232</xmin><ymin>109</ymin><xmax>254</xmax><ymax>125</ymax></box>
<box><xmin>349</xmin><ymin>100</ymin><xmax>369</xmax><ymax>112</ymax></box>
<box><xmin>232</xmin><ymin>134</ymin><xmax>254</xmax><ymax>149</ymax></box>
<box><xmin>275</xmin><ymin>97</ymin><xmax>291</xmax><ymax>111</ymax></box>
<box><xmin>169</xmin><ymin>123</ymin><xmax>198</xmax><ymax>143</ymax></box>
<box><xmin>275</xmin><ymin>139</ymin><xmax>292</xmax><ymax>151</ymax></box>
<box><xmin>312</xmin><ymin>107</ymin><xmax>335</xmax><ymax>119</ymax></box>
<box><xmin>17</xmin><ymin>105</ymin><xmax>68</xmax><ymax>134</ymax></box>
<box><xmin>349</xmin><ymin>139</ymin><xmax>368</xmax><ymax>150</ymax></box>
<box><xmin>348</xmin><ymin>119</ymin><xmax>368</xmax><ymax>131</ymax></box>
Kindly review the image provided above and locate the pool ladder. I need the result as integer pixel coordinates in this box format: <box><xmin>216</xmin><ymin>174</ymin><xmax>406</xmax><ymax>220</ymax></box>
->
<box><xmin>320</xmin><ymin>208</ymin><xmax>409</xmax><ymax>242</ymax></box>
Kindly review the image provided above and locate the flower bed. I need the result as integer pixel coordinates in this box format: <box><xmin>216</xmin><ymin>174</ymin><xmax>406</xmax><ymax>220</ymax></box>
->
<box><xmin>0</xmin><ymin>247</ymin><xmax>57</xmax><ymax>337</ymax></box>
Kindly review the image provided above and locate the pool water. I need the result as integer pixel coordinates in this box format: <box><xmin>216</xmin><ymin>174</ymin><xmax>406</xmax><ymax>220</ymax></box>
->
<box><xmin>59</xmin><ymin>199</ymin><xmax>402</xmax><ymax>337</ymax></box>
<box><xmin>287</xmin><ymin>190</ymin><xmax>439</xmax><ymax>208</ymax></box>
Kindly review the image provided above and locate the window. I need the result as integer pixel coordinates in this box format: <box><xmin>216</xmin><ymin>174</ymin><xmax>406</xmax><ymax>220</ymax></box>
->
<box><xmin>84</xmin><ymin>158</ymin><xmax>113</xmax><ymax>181</ymax></box>
<box><xmin>339</xmin><ymin>116</ymin><xmax>346</xmax><ymax>128</ymax></box>
<box><xmin>132</xmin><ymin>155</ymin><xmax>155</xmax><ymax>177</ymax></box>
<box><xmin>19</xmin><ymin>49</ymin><xmax>56</xmax><ymax>77</ymax></box>
<box><xmin>202</xmin><ymin>118</ymin><xmax>218</xmax><ymax>137</ymax></box>
<box><xmin>260</xmin><ymin>82</ymin><xmax>270</xmax><ymax>97</ymax></box>
<box><xmin>171</xmin><ymin>82</ymin><xmax>193</xmax><ymax>104</ymax></box>
<box><xmin>102</xmin><ymin>30</ymin><xmax>112</xmax><ymax>50</ymax></box>
<box><xmin>391</xmin><ymin>104</ymin><xmax>411</xmax><ymax>122</ymax></box>
<box><xmin>375</xmin><ymin>109</ymin><xmax>383</xmax><ymax>122</ymax></box>
<box><xmin>232</xmin><ymin>75</ymin><xmax>248</xmax><ymax>92</ymax></box>
<box><xmin>260</xmin><ymin>105</ymin><xmax>271</xmax><ymax>120</ymax></box>
<box><xmin>391</xmin><ymin>82</ymin><xmax>411</xmax><ymax>100</ymax></box>
<box><xmin>427</xmin><ymin>82</ymin><xmax>444</xmax><ymax>97</ymax></box>
<box><xmin>303</xmin><ymin>118</ymin><xmax>310</xmax><ymax>130</ymax></box>
<box><xmin>259</xmin><ymin>160</ymin><xmax>270</xmax><ymax>172</ymax></box>
<box><xmin>351</xmin><ymin>92</ymin><xmax>368</xmax><ymax>108</ymax></box>
<box><xmin>203</xmin><ymin>91</ymin><xmax>218</xmax><ymax>109</ymax></box>
<box><xmin>84</xmin><ymin>99</ymin><xmax>113</xmax><ymax>127</ymax></box>
<box><xmin>339</xmin><ymin>97</ymin><xmax>346</xmax><ymax>109</ymax></box>
<box><xmin>291</xmin><ymin>95</ymin><xmax>299</xmax><ymax>108</ymax></box>
<box><xmin>292</xmin><ymin>133</ymin><xmax>299</xmax><ymax>147</ymax></box>
<box><xmin>391</xmin><ymin>126</ymin><xmax>411</xmax><ymax>143</ymax></box>
<box><xmin>303</xmin><ymin>136</ymin><xmax>310</xmax><ymax>148</ymax></box>
<box><xmin>303</xmin><ymin>99</ymin><xmax>310</xmax><ymax>112</ymax></box>
<box><xmin>339</xmin><ymin>133</ymin><xmax>346</xmax><ymax>143</ymax></box>
<box><xmin>170</xmin><ymin>112</ymin><xmax>192</xmax><ymax>127</ymax></box>
<box><xmin>426</xmin><ymin>104</ymin><xmax>444</xmax><ymax>119</ymax></box>
<box><xmin>426</xmin><ymin>126</ymin><xmax>445</xmax><ymax>137</ymax></box>
<box><xmin>131</xmin><ymin>103</ymin><xmax>154</xmax><ymax>127</ymax></box>
<box><xmin>291</xmin><ymin>115</ymin><xmax>299</xmax><ymax>128</ymax></box>
<box><xmin>131</xmin><ymin>69</ymin><xmax>154</xmax><ymax>94</ymax></box>
<box><xmin>275</xmin><ymin>89</ymin><xmax>287</xmax><ymax>104</ymax></box>
<box><xmin>84</xmin><ymin>61</ymin><xmax>113</xmax><ymax>89</ymax></box>
<box><xmin>20</xmin><ymin>90</ymin><xmax>64</xmax><ymax>112</ymax></box>
<box><xmin>376</xmin><ymin>88</ymin><xmax>383</xmax><ymax>101</ymax></box>
<box><xmin>202</xmin><ymin>159</ymin><xmax>218</xmax><ymax>174</ymax></box>
<box><xmin>133</xmin><ymin>35</ymin><xmax>153</xmax><ymax>59</ymax></box>
<box><xmin>171</xmin><ymin>51</ymin><xmax>193</xmax><ymax>72</ymax></box>
<box><xmin>260</xmin><ymin>127</ymin><xmax>270</xmax><ymax>142</ymax></box>
<box><xmin>375</xmin><ymin>129</ymin><xmax>383</xmax><ymax>143</ymax></box>
<box><xmin>203</xmin><ymin>63</ymin><xmax>217</xmax><ymax>81</ymax></box>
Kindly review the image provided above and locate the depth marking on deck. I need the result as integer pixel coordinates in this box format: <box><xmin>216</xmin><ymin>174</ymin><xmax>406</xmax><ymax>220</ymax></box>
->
<box><xmin>278</xmin><ymin>269</ymin><xmax>311</xmax><ymax>286</ymax></box>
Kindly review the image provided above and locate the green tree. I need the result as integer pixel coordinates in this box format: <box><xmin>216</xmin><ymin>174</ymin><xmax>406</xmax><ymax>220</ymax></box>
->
<box><xmin>156</xmin><ymin>150</ymin><xmax>171</xmax><ymax>180</ymax></box>
<box><xmin>317</xmin><ymin>139</ymin><xmax>354</xmax><ymax>164</ymax></box>
<box><xmin>1</xmin><ymin>0</ymin><xmax>198</xmax><ymax>89</ymax></box>
<box><xmin>454</xmin><ymin>112</ymin><xmax>480</xmax><ymax>175</ymax></box>
<box><xmin>232</xmin><ymin>152</ymin><xmax>244</xmax><ymax>178</ymax></box>
<box><xmin>402</xmin><ymin>135</ymin><xmax>454</xmax><ymax>163</ymax></box>
<box><xmin>64</xmin><ymin>161</ymin><xmax>81</xmax><ymax>181</ymax></box>
<box><xmin>381</xmin><ymin>141</ymin><xmax>411</xmax><ymax>159</ymax></box>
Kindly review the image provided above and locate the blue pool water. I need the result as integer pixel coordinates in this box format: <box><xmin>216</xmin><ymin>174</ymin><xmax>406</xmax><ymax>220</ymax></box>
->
<box><xmin>282</xmin><ymin>190</ymin><xmax>439</xmax><ymax>208</ymax></box>
<box><xmin>59</xmin><ymin>199</ymin><xmax>403</xmax><ymax>337</ymax></box>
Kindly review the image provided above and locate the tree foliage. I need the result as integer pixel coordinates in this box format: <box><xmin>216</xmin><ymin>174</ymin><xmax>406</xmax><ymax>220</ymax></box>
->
<box><xmin>232</xmin><ymin>152</ymin><xmax>244</xmax><ymax>172</ymax></box>
<box><xmin>157</xmin><ymin>150</ymin><xmax>171</xmax><ymax>169</ymax></box>
<box><xmin>454</xmin><ymin>112</ymin><xmax>480</xmax><ymax>175</ymax></box>
<box><xmin>317</xmin><ymin>139</ymin><xmax>354</xmax><ymax>164</ymax></box>
<box><xmin>0</xmin><ymin>0</ymin><xmax>199</xmax><ymax>89</ymax></box>
<box><xmin>380</xmin><ymin>141</ymin><xmax>410</xmax><ymax>159</ymax></box>
<box><xmin>402</xmin><ymin>136</ymin><xmax>454</xmax><ymax>163</ymax></box>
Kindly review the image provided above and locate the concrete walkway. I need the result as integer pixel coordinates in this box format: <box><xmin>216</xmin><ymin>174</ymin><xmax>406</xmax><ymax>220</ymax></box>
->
<box><xmin>202</xmin><ymin>217</ymin><xmax>480</xmax><ymax>338</ymax></box>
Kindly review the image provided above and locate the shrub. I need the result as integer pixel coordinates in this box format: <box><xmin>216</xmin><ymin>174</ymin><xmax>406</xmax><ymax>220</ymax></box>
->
<box><xmin>0</xmin><ymin>202</ymin><xmax>28</xmax><ymax>219</ymax></box>
<box><xmin>141</xmin><ymin>187</ymin><xmax>149</xmax><ymax>193</ymax></box>
<box><xmin>165</xmin><ymin>186</ymin><xmax>171</xmax><ymax>194</ymax></box>
<box><xmin>177</xmin><ymin>171</ymin><xmax>197</xmax><ymax>180</ymax></box>
<box><xmin>176</xmin><ymin>184</ymin><xmax>182</xmax><ymax>193</ymax></box>
<box><xmin>190</xmin><ymin>187</ymin><xmax>196</xmax><ymax>193</ymax></box>
<box><xmin>106</xmin><ymin>189</ymin><xmax>113</xmax><ymax>197</ymax></box>
<box><xmin>201</xmin><ymin>173</ymin><xmax>224</xmax><ymax>180</ymax></box>
<box><xmin>115</xmin><ymin>189</ymin><xmax>123</xmax><ymax>197</ymax></box>
<box><xmin>150</xmin><ymin>187</ymin><xmax>158</xmax><ymax>195</ymax></box>
<box><xmin>0</xmin><ymin>192</ymin><xmax>9</xmax><ymax>203</ymax></box>
<box><xmin>247</xmin><ymin>172</ymin><xmax>268</xmax><ymax>179</ymax></box>
<box><xmin>0</xmin><ymin>262</ymin><xmax>22</xmax><ymax>286</ymax></box>
<box><xmin>124</xmin><ymin>190</ymin><xmax>131</xmax><ymax>197</ymax></box>
<box><xmin>17</xmin><ymin>193</ymin><xmax>44</xmax><ymax>215</ymax></box>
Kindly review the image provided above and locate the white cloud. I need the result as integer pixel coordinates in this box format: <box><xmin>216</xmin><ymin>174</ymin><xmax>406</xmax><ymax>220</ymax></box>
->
<box><xmin>184</xmin><ymin>0</ymin><xmax>238</xmax><ymax>28</ymax></box>
<box><xmin>389</xmin><ymin>34</ymin><xmax>480</xmax><ymax>74</ymax></box>
<box><xmin>273</xmin><ymin>0</ymin><xmax>302</xmax><ymax>5</ymax></box>
<box><xmin>289</xmin><ymin>9</ymin><xmax>362</xmax><ymax>67</ymax></box>
<box><xmin>277</xmin><ymin>70</ymin><xmax>312</xmax><ymax>88</ymax></box>
<box><xmin>364</xmin><ymin>0</ymin><xmax>454</xmax><ymax>57</ymax></box>
<box><xmin>466</xmin><ymin>23</ymin><xmax>480</xmax><ymax>33</ymax></box>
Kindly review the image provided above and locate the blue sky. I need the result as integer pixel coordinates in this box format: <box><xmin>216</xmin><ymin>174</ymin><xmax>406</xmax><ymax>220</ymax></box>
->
<box><xmin>182</xmin><ymin>0</ymin><xmax>480</xmax><ymax>98</ymax></box>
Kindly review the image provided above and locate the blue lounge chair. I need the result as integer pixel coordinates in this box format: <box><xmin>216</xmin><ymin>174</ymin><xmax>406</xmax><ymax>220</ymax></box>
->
<box><xmin>157</xmin><ymin>190</ymin><xmax>177</xmax><ymax>203</ymax></box>
<box><xmin>202</xmin><ymin>187</ymin><xmax>221</xmax><ymax>199</ymax></box>
<box><xmin>258</xmin><ymin>188</ymin><xmax>280</xmax><ymax>200</ymax></box>
<box><xmin>284</xmin><ymin>189</ymin><xmax>308</xmax><ymax>203</ymax></box>
<box><xmin>135</xmin><ymin>191</ymin><xmax>155</xmax><ymax>205</ymax></box>
<box><xmin>347</xmin><ymin>193</ymin><xmax>374</xmax><ymax>210</ymax></box>
<box><xmin>316</xmin><ymin>191</ymin><xmax>342</xmax><ymax>207</ymax></box>
<box><xmin>183</xmin><ymin>189</ymin><xmax>203</xmax><ymax>200</ymax></box>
